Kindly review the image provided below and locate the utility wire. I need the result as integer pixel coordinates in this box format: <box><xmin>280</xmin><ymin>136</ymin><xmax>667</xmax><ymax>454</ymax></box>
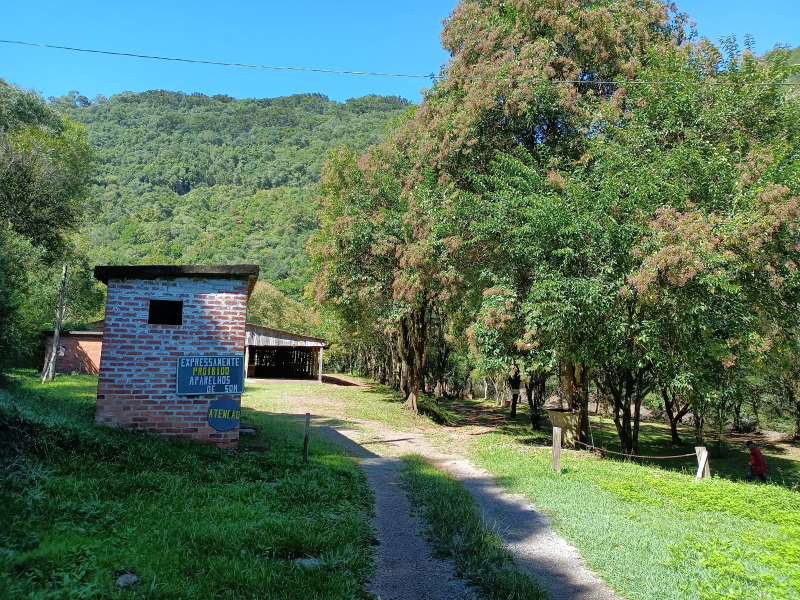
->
<box><xmin>2</xmin><ymin>38</ymin><xmax>800</xmax><ymax>87</ymax></box>
<box><xmin>0</xmin><ymin>39</ymin><xmax>435</xmax><ymax>80</ymax></box>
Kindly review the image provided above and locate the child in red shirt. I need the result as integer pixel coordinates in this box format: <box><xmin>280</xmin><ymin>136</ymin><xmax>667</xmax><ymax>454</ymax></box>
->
<box><xmin>746</xmin><ymin>440</ymin><xmax>768</xmax><ymax>483</ymax></box>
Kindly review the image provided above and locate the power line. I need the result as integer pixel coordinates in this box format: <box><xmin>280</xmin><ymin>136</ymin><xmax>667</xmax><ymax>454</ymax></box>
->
<box><xmin>2</xmin><ymin>38</ymin><xmax>799</xmax><ymax>87</ymax></box>
<box><xmin>0</xmin><ymin>39</ymin><xmax>436</xmax><ymax>80</ymax></box>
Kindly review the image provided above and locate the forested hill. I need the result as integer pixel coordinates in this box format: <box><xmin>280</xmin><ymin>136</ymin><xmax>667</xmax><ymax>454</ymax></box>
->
<box><xmin>790</xmin><ymin>47</ymin><xmax>800</xmax><ymax>85</ymax></box>
<box><xmin>55</xmin><ymin>91</ymin><xmax>411</xmax><ymax>296</ymax></box>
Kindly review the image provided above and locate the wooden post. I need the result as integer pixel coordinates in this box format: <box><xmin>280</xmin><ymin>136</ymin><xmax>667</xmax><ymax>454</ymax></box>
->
<box><xmin>695</xmin><ymin>446</ymin><xmax>711</xmax><ymax>481</ymax></box>
<box><xmin>552</xmin><ymin>426</ymin><xmax>562</xmax><ymax>473</ymax></box>
<box><xmin>42</xmin><ymin>263</ymin><xmax>68</xmax><ymax>383</ymax></box>
<box><xmin>318</xmin><ymin>347</ymin><xmax>323</xmax><ymax>383</ymax></box>
<box><xmin>302</xmin><ymin>413</ymin><xmax>310</xmax><ymax>463</ymax></box>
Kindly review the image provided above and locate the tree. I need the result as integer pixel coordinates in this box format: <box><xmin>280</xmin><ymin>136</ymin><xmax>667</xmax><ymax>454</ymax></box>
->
<box><xmin>1</xmin><ymin>80</ymin><xmax>93</xmax><ymax>259</ymax></box>
<box><xmin>405</xmin><ymin>0</ymin><xmax>686</xmax><ymax>184</ymax></box>
<box><xmin>310</xmin><ymin>144</ymin><xmax>466</xmax><ymax>412</ymax></box>
<box><xmin>54</xmin><ymin>89</ymin><xmax>409</xmax><ymax>293</ymax></box>
<box><xmin>412</xmin><ymin>5</ymin><xmax>799</xmax><ymax>453</ymax></box>
<box><xmin>247</xmin><ymin>281</ymin><xmax>320</xmax><ymax>335</ymax></box>
<box><xmin>316</xmin><ymin>1</ymin><xmax>800</xmax><ymax>452</ymax></box>
<box><xmin>0</xmin><ymin>79</ymin><xmax>94</xmax><ymax>372</ymax></box>
<box><xmin>468</xmin><ymin>282</ymin><xmax>556</xmax><ymax>428</ymax></box>
<box><xmin>393</xmin><ymin>0</ymin><xmax>687</xmax><ymax>445</ymax></box>
<box><xmin>599</xmin><ymin>40</ymin><xmax>800</xmax><ymax>449</ymax></box>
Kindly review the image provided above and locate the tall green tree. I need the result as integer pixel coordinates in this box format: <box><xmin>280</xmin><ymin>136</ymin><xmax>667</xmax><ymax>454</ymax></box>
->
<box><xmin>310</xmin><ymin>143</ymin><xmax>466</xmax><ymax>411</ymax></box>
<box><xmin>404</xmin><ymin>0</ymin><xmax>688</xmax><ymax>441</ymax></box>
<box><xmin>0</xmin><ymin>79</ymin><xmax>94</xmax><ymax>370</ymax></box>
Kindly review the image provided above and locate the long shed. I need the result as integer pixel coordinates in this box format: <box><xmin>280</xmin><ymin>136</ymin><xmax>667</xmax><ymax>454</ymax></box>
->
<box><xmin>245</xmin><ymin>324</ymin><xmax>326</xmax><ymax>381</ymax></box>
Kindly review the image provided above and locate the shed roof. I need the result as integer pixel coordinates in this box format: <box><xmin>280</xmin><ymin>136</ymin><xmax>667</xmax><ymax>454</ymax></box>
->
<box><xmin>246</xmin><ymin>324</ymin><xmax>326</xmax><ymax>348</ymax></box>
<box><xmin>43</xmin><ymin>323</ymin><xmax>326</xmax><ymax>347</ymax></box>
<box><xmin>43</xmin><ymin>330</ymin><xmax>104</xmax><ymax>337</ymax></box>
<box><xmin>94</xmin><ymin>265</ymin><xmax>259</xmax><ymax>296</ymax></box>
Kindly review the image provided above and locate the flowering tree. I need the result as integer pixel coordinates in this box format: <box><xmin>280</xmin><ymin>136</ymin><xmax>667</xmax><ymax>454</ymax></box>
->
<box><xmin>310</xmin><ymin>143</ymin><xmax>466</xmax><ymax>412</ymax></box>
<box><xmin>311</xmin><ymin>1</ymin><xmax>800</xmax><ymax>452</ymax></box>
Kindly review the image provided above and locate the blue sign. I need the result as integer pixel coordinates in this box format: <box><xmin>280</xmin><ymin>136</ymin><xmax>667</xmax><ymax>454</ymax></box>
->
<box><xmin>176</xmin><ymin>355</ymin><xmax>245</xmax><ymax>395</ymax></box>
<box><xmin>207</xmin><ymin>397</ymin><xmax>241</xmax><ymax>431</ymax></box>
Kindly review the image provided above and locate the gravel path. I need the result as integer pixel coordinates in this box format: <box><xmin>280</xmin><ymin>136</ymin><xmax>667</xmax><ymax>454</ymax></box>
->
<box><xmin>320</xmin><ymin>423</ymin><xmax>624</xmax><ymax>600</ymax></box>
<box><xmin>320</xmin><ymin>427</ymin><xmax>478</xmax><ymax>600</ymax></box>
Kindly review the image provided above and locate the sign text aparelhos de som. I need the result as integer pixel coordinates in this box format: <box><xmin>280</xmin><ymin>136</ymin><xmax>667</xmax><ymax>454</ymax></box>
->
<box><xmin>176</xmin><ymin>355</ymin><xmax>244</xmax><ymax>395</ymax></box>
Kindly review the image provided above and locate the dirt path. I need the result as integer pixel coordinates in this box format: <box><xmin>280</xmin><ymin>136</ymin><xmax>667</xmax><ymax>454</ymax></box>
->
<box><xmin>320</xmin><ymin>427</ymin><xmax>478</xmax><ymax>600</ymax></box>
<box><xmin>323</xmin><ymin>423</ymin><xmax>624</xmax><ymax>600</ymax></box>
<box><xmin>253</xmin><ymin>378</ymin><xmax>622</xmax><ymax>599</ymax></box>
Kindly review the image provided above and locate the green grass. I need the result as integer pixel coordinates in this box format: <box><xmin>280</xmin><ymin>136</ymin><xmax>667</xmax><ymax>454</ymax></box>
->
<box><xmin>399</xmin><ymin>455</ymin><xmax>547</xmax><ymax>600</ymax></box>
<box><xmin>467</xmin><ymin>427</ymin><xmax>800</xmax><ymax>600</ymax></box>
<box><xmin>241</xmin><ymin>378</ymin><xmax>433</xmax><ymax>431</ymax></box>
<box><xmin>583</xmin><ymin>418</ymin><xmax>800</xmax><ymax>487</ymax></box>
<box><xmin>13</xmin><ymin>369</ymin><xmax>796</xmax><ymax>599</ymax></box>
<box><xmin>242</xmin><ymin>380</ymin><xmax>800</xmax><ymax>600</ymax></box>
<box><xmin>242</xmin><ymin>378</ymin><xmax>547</xmax><ymax>598</ymax></box>
<box><xmin>0</xmin><ymin>370</ymin><xmax>375</xmax><ymax>599</ymax></box>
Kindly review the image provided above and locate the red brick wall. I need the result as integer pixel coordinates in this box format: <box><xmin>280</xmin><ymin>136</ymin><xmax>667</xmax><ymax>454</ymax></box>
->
<box><xmin>95</xmin><ymin>277</ymin><xmax>249</xmax><ymax>450</ymax></box>
<box><xmin>44</xmin><ymin>334</ymin><xmax>103</xmax><ymax>375</ymax></box>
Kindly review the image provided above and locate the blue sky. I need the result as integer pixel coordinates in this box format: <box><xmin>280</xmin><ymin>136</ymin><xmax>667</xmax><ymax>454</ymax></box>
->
<box><xmin>1</xmin><ymin>1</ymin><xmax>798</xmax><ymax>104</ymax></box>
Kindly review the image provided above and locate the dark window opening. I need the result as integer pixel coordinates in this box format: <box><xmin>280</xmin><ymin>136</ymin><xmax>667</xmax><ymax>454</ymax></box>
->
<box><xmin>148</xmin><ymin>299</ymin><xmax>183</xmax><ymax>325</ymax></box>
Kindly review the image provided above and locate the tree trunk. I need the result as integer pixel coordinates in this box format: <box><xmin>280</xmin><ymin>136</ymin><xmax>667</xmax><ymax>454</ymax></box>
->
<box><xmin>42</xmin><ymin>263</ymin><xmax>68</xmax><ymax>383</ymax></box>
<box><xmin>732</xmin><ymin>399</ymin><xmax>743</xmax><ymax>432</ymax></box>
<box><xmin>795</xmin><ymin>398</ymin><xmax>800</xmax><ymax>439</ymax></box>
<box><xmin>562</xmin><ymin>361</ymin><xmax>589</xmax><ymax>445</ymax></box>
<box><xmin>397</xmin><ymin>303</ymin><xmax>431</xmax><ymax>413</ymax></box>
<box><xmin>597</xmin><ymin>366</ymin><xmax>651</xmax><ymax>457</ymax></box>
<box><xmin>692</xmin><ymin>408</ymin><xmax>705</xmax><ymax>445</ymax></box>
<box><xmin>753</xmin><ymin>402</ymin><xmax>761</xmax><ymax>434</ymax></box>
<box><xmin>660</xmin><ymin>386</ymin><xmax>690</xmax><ymax>445</ymax></box>
<box><xmin>404</xmin><ymin>389</ymin><xmax>419</xmax><ymax>413</ymax></box>
<box><xmin>399</xmin><ymin>358</ymin><xmax>409</xmax><ymax>398</ymax></box>
<box><xmin>526</xmin><ymin>370</ymin><xmax>547</xmax><ymax>430</ymax></box>
<box><xmin>789</xmin><ymin>384</ymin><xmax>800</xmax><ymax>439</ymax></box>
<box><xmin>509</xmin><ymin>368</ymin><xmax>521</xmax><ymax>419</ymax></box>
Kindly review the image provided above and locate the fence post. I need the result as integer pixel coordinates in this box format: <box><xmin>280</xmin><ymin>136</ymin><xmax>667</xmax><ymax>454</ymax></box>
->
<box><xmin>302</xmin><ymin>413</ymin><xmax>310</xmax><ymax>463</ymax></box>
<box><xmin>552</xmin><ymin>426</ymin><xmax>562</xmax><ymax>473</ymax></box>
<box><xmin>695</xmin><ymin>446</ymin><xmax>711</xmax><ymax>481</ymax></box>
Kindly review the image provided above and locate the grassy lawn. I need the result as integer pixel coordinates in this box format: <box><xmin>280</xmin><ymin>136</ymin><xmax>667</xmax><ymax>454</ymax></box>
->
<box><xmin>0</xmin><ymin>371</ymin><xmax>375</xmax><ymax>599</ymax></box>
<box><xmin>441</xmin><ymin>397</ymin><xmax>800</xmax><ymax>600</ymax></box>
<box><xmin>5</xmin><ymin>370</ymin><xmax>799</xmax><ymax>600</ymax></box>
<box><xmin>250</xmin><ymin>381</ymin><xmax>800</xmax><ymax>599</ymax></box>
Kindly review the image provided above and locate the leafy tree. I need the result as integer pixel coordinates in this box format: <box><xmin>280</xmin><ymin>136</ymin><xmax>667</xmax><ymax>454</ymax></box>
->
<box><xmin>310</xmin><ymin>144</ymin><xmax>466</xmax><ymax>412</ymax></box>
<box><xmin>1</xmin><ymin>79</ymin><xmax>93</xmax><ymax>259</ymax></box>
<box><xmin>599</xmin><ymin>40</ymin><xmax>800</xmax><ymax>450</ymax></box>
<box><xmin>360</xmin><ymin>1</ymin><xmax>800</xmax><ymax>454</ymax></box>
<box><xmin>312</xmin><ymin>0</ymin><xmax>687</xmax><ymax>422</ymax></box>
<box><xmin>0</xmin><ymin>79</ymin><xmax>95</xmax><ymax>371</ymax></box>
<box><xmin>468</xmin><ymin>282</ymin><xmax>556</xmax><ymax>428</ymax></box>
<box><xmin>405</xmin><ymin>0</ymin><xmax>686</xmax><ymax>184</ymax></box>
<box><xmin>382</xmin><ymin>0</ymin><xmax>688</xmax><ymax>441</ymax></box>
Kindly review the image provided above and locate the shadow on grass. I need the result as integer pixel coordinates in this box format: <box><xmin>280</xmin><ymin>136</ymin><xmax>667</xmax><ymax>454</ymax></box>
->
<box><xmin>404</xmin><ymin>391</ymin><xmax>800</xmax><ymax>491</ymax></box>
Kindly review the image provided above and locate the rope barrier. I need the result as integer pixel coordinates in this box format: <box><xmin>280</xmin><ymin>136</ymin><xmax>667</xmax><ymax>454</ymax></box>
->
<box><xmin>574</xmin><ymin>439</ymin><xmax>698</xmax><ymax>460</ymax></box>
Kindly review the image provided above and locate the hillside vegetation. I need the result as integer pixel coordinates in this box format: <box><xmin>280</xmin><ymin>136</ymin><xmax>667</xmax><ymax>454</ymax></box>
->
<box><xmin>788</xmin><ymin>46</ymin><xmax>800</xmax><ymax>86</ymax></box>
<box><xmin>54</xmin><ymin>91</ymin><xmax>410</xmax><ymax>296</ymax></box>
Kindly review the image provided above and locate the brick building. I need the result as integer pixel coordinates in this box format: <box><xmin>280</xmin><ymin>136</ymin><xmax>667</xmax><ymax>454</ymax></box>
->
<box><xmin>93</xmin><ymin>265</ymin><xmax>258</xmax><ymax>449</ymax></box>
<box><xmin>43</xmin><ymin>328</ymin><xmax>103</xmax><ymax>375</ymax></box>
